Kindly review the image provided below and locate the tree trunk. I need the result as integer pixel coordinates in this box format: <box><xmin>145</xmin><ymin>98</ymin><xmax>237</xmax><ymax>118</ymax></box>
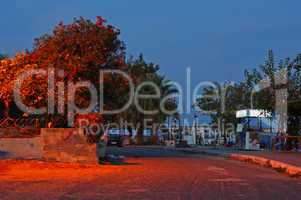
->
<box><xmin>136</xmin><ymin>123</ymin><xmax>144</xmax><ymax>145</ymax></box>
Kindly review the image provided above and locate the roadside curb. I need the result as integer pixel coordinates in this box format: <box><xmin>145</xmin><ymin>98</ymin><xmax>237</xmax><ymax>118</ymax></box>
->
<box><xmin>162</xmin><ymin>146</ymin><xmax>301</xmax><ymax>178</ymax></box>
<box><xmin>133</xmin><ymin>146</ymin><xmax>301</xmax><ymax>178</ymax></box>
<box><xmin>228</xmin><ymin>153</ymin><xmax>301</xmax><ymax>178</ymax></box>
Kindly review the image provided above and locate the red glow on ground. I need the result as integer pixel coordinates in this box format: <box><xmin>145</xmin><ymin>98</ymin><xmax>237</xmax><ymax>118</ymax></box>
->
<box><xmin>0</xmin><ymin>159</ymin><xmax>118</xmax><ymax>181</ymax></box>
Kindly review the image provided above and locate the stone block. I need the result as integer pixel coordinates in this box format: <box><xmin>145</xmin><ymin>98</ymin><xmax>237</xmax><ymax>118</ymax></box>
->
<box><xmin>41</xmin><ymin>128</ymin><xmax>97</xmax><ymax>164</ymax></box>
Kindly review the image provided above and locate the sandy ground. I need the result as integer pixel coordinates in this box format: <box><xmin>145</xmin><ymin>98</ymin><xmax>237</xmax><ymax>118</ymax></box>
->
<box><xmin>1</xmin><ymin>156</ymin><xmax>301</xmax><ymax>200</ymax></box>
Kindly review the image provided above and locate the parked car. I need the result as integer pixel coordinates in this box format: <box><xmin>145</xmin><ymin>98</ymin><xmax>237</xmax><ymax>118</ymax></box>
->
<box><xmin>107</xmin><ymin>129</ymin><xmax>131</xmax><ymax>147</ymax></box>
<box><xmin>107</xmin><ymin>129</ymin><xmax>122</xmax><ymax>146</ymax></box>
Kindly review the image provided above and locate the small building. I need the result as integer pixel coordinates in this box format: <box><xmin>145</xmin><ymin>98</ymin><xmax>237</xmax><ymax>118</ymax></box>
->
<box><xmin>236</xmin><ymin>109</ymin><xmax>273</xmax><ymax>150</ymax></box>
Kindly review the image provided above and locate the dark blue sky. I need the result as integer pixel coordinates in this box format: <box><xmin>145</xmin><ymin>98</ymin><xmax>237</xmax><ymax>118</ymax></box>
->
<box><xmin>1</xmin><ymin>0</ymin><xmax>301</xmax><ymax>86</ymax></box>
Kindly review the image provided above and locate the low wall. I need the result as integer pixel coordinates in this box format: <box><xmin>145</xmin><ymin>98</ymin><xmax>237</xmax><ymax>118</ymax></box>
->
<box><xmin>41</xmin><ymin>128</ymin><xmax>97</xmax><ymax>164</ymax></box>
<box><xmin>0</xmin><ymin>137</ymin><xmax>42</xmax><ymax>159</ymax></box>
<box><xmin>0</xmin><ymin>128</ymin><xmax>40</xmax><ymax>138</ymax></box>
<box><xmin>0</xmin><ymin>128</ymin><xmax>98</xmax><ymax>164</ymax></box>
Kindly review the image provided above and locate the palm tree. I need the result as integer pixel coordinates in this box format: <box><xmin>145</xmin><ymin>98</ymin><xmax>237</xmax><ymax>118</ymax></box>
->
<box><xmin>125</xmin><ymin>55</ymin><xmax>179</xmax><ymax>144</ymax></box>
<box><xmin>155</xmin><ymin>77</ymin><xmax>179</xmax><ymax>125</ymax></box>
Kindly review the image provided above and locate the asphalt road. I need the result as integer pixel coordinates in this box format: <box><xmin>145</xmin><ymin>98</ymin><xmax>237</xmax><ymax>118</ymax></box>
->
<box><xmin>1</xmin><ymin>147</ymin><xmax>301</xmax><ymax>200</ymax></box>
<box><xmin>106</xmin><ymin>146</ymin><xmax>196</xmax><ymax>157</ymax></box>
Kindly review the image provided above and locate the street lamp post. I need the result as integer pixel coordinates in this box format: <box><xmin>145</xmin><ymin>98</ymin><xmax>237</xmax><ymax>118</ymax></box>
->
<box><xmin>194</xmin><ymin>114</ymin><xmax>198</xmax><ymax>145</ymax></box>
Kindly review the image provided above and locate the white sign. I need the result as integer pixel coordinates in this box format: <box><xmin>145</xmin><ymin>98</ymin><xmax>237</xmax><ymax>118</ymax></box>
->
<box><xmin>236</xmin><ymin>109</ymin><xmax>272</xmax><ymax>118</ymax></box>
<box><xmin>236</xmin><ymin>124</ymin><xmax>243</xmax><ymax>132</ymax></box>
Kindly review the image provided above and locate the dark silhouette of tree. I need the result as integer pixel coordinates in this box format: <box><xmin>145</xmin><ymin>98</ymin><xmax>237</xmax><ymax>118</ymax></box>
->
<box><xmin>198</xmin><ymin>49</ymin><xmax>301</xmax><ymax>136</ymax></box>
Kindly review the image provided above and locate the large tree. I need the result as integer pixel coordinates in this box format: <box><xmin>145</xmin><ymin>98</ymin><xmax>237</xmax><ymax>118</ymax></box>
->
<box><xmin>243</xmin><ymin>50</ymin><xmax>301</xmax><ymax>135</ymax></box>
<box><xmin>0</xmin><ymin>17</ymin><xmax>127</xmax><ymax>126</ymax></box>
<box><xmin>0</xmin><ymin>17</ymin><xmax>178</xmax><ymax>131</ymax></box>
<box><xmin>198</xmin><ymin>49</ymin><xmax>301</xmax><ymax>136</ymax></box>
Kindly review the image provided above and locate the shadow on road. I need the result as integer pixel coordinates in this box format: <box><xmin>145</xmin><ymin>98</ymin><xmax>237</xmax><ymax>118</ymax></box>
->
<box><xmin>106</xmin><ymin>146</ymin><xmax>199</xmax><ymax>158</ymax></box>
<box><xmin>0</xmin><ymin>151</ymin><xmax>9</xmax><ymax>158</ymax></box>
<box><xmin>108</xmin><ymin>162</ymin><xmax>141</xmax><ymax>166</ymax></box>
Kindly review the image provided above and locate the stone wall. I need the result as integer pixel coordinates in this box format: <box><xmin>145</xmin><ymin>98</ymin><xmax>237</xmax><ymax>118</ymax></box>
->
<box><xmin>0</xmin><ymin>128</ymin><xmax>98</xmax><ymax>164</ymax></box>
<box><xmin>0</xmin><ymin>128</ymin><xmax>40</xmax><ymax>138</ymax></box>
<box><xmin>40</xmin><ymin>128</ymin><xmax>97</xmax><ymax>164</ymax></box>
<box><xmin>0</xmin><ymin>137</ymin><xmax>42</xmax><ymax>159</ymax></box>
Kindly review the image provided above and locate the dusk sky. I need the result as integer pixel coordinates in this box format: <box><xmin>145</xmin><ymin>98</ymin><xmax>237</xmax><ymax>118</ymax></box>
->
<box><xmin>1</xmin><ymin>0</ymin><xmax>301</xmax><ymax>87</ymax></box>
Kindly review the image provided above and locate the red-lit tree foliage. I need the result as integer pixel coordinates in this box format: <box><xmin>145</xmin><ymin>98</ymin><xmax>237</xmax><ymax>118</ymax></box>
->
<box><xmin>0</xmin><ymin>17</ymin><xmax>128</xmax><ymax>127</ymax></box>
<box><xmin>0</xmin><ymin>53</ymin><xmax>45</xmax><ymax>119</ymax></box>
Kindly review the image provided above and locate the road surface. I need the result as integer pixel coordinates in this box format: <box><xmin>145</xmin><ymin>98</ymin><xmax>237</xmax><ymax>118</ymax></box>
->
<box><xmin>0</xmin><ymin>147</ymin><xmax>300</xmax><ymax>200</ymax></box>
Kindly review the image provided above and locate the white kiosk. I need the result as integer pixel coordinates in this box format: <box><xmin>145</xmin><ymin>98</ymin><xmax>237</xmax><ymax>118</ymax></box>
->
<box><xmin>236</xmin><ymin>109</ymin><xmax>272</xmax><ymax>150</ymax></box>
